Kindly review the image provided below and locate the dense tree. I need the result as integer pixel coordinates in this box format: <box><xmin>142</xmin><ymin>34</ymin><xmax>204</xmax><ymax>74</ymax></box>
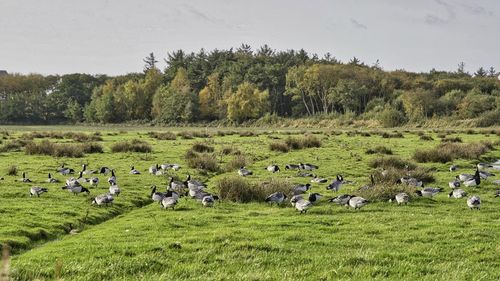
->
<box><xmin>226</xmin><ymin>82</ymin><xmax>269</xmax><ymax>122</ymax></box>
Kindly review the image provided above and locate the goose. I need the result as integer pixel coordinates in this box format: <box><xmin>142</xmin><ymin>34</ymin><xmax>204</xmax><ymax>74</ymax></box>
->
<box><xmin>311</xmin><ymin>175</ymin><xmax>327</xmax><ymax>183</ymax></box>
<box><xmin>328</xmin><ymin>194</ymin><xmax>353</xmax><ymax>205</ymax></box>
<box><xmin>238</xmin><ymin>167</ymin><xmax>252</xmax><ymax>177</ymax></box>
<box><xmin>448</xmin><ymin>189</ymin><xmax>467</xmax><ymax>199</ymax></box>
<box><xmin>493</xmin><ymin>180</ymin><xmax>500</xmax><ymax>185</ymax></box>
<box><xmin>161</xmin><ymin>163</ymin><xmax>181</xmax><ymax>171</ymax></box>
<box><xmin>448</xmin><ymin>177</ymin><xmax>461</xmax><ymax>189</ymax></box>
<box><xmin>285</xmin><ymin>164</ymin><xmax>300</xmax><ymax>170</ymax></box>
<box><xmin>458</xmin><ymin>173</ymin><xmax>473</xmax><ymax>182</ymax></box>
<box><xmin>494</xmin><ymin>189</ymin><xmax>499</xmax><ymax>197</ymax></box>
<box><xmin>107</xmin><ymin>170</ymin><xmax>117</xmax><ymax>185</ymax></box>
<box><xmin>389</xmin><ymin>193</ymin><xmax>410</xmax><ymax>205</ymax></box>
<box><xmin>149</xmin><ymin>164</ymin><xmax>162</xmax><ymax>175</ymax></box>
<box><xmin>99</xmin><ymin>167</ymin><xmax>112</xmax><ymax>175</ymax></box>
<box><xmin>62</xmin><ymin>184</ymin><xmax>90</xmax><ymax>195</ymax></box>
<box><xmin>65</xmin><ymin>177</ymin><xmax>81</xmax><ymax>188</ymax></box>
<box><xmin>169</xmin><ymin>177</ymin><xmax>187</xmax><ymax>193</ymax></box>
<box><xmin>477</xmin><ymin>163</ymin><xmax>493</xmax><ymax>170</ymax></box>
<box><xmin>299</xmin><ymin>163</ymin><xmax>319</xmax><ymax>171</ymax></box>
<box><xmin>202</xmin><ymin>195</ymin><xmax>216</xmax><ymax>207</ymax></box>
<box><xmin>397</xmin><ymin>176</ymin><xmax>423</xmax><ymax>187</ymax></box>
<box><xmin>30</xmin><ymin>186</ymin><xmax>48</xmax><ymax>197</ymax></box>
<box><xmin>297</xmin><ymin>171</ymin><xmax>314</xmax><ymax>177</ymax></box>
<box><xmin>359</xmin><ymin>175</ymin><xmax>375</xmax><ymax>191</ymax></box>
<box><xmin>192</xmin><ymin>190</ymin><xmax>219</xmax><ymax>201</ymax></box>
<box><xmin>76</xmin><ymin>171</ymin><xmax>91</xmax><ymax>184</ymax></box>
<box><xmin>90</xmin><ymin>177</ymin><xmax>99</xmax><ymax>188</ymax></box>
<box><xmin>19</xmin><ymin>172</ymin><xmax>32</xmax><ymax>183</ymax></box>
<box><xmin>293</xmin><ymin>183</ymin><xmax>311</xmax><ymax>194</ymax></box>
<box><xmin>463</xmin><ymin>169</ymin><xmax>480</xmax><ymax>187</ymax></box>
<box><xmin>290</xmin><ymin>196</ymin><xmax>312</xmax><ymax>214</ymax></box>
<box><xmin>308</xmin><ymin>193</ymin><xmax>322</xmax><ymax>204</ymax></box>
<box><xmin>479</xmin><ymin>170</ymin><xmax>495</xmax><ymax>180</ymax></box>
<box><xmin>347</xmin><ymin>196</ymin><xmax>369</xmax><ymax>209</ymax></box>
<box><xmin>150</xmin><ymin>185</ymin><xmax>167</xmax><ymax>202</ymax></box>
<box><xmin>161</xmin><ymin>196</ymin><xmax>178</xmax><ymax>210</ymax></box>
<box><xmin>415</xmin><ymin>187</ymin><xmax>442</xmax><ymax>198</ymax></box>
<box><xmin>326</xmin><ymin>175</ymin><xmax>344</xmax><ymax>192</ymax></box>
<box><xmin>449</xmin><ymin>165</ymin><xmax>458</xmax><ymax>172</ymax></box>
<box><xmin>186</xmin><ymin>175</ymin><xmax>205</xmax><ymax>190</ymax></box>
<box><xmin>129</xmin><ymin>166</ymin><xmax>141</xmax><ymax>175</ymax></box>
<box><xmin>467</xmin><ymin>195</ymin><xmax>481</xmax><ymax>210</ymax></box>
<box><xmin>290</xmin><ymin>195</ymin><xmax>304</xmax><ymax>206</ymax></box>
<box><xmin>46</xmin><ymin>173</ymin><xmax>59</xmax><ymax>183</ymax></box>
<box><xmin>265</xmin><ymin>165</ymin><xmax>280</xmax><ymax>173</ymax></box>
<box><xmin>265</xmin><ymin>192</ymin><xmax>287</xmax><ymax>205</ymax></box>
<box><xmin>92</xmin><ymin>194</ymin><xmax>114</xmax><ymax>206</ymax></box>
<box><xmin>58</xmin><ymin>165</ymin><xmax>75</xmax><ymax>175</ymax></box>
<box><xmin>81</xmin><ymin>164</ymin><xmax>95</xmax><ymax>175</ymax></box>
<box><xmin>109</xmin><ymin>184</ymin><xmax>121</xmax><ymax>196</ymax></box>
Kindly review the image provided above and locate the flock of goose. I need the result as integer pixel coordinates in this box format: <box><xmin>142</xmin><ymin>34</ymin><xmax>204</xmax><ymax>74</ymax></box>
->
<box><xmin>7</xmin><ymin>159</ymin><xmax>500</xmax><ymax>214</ymax></box>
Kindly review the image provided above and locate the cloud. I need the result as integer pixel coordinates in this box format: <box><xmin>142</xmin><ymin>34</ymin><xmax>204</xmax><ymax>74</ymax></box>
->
<box><xmin>183</xmin><ymin>4</ymin><xmax>218</xmax><ymax>24</ymax></box>
<box><xmin>350</xmin><ymin>18</ymin><xmax>367</xmax><ymax>29</ymax></box>
<box><xmin>460</xmin><ymin>3</ymin><xmax>494</xmax><ymax>16</ymax></box>
<box><xmin>424</xmin><ymin>0</ymin><xmax>456</xmax><ymax>25</ymax></box>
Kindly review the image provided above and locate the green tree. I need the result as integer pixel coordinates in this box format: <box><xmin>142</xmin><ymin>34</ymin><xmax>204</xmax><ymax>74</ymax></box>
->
<box><xmin>64</xmin><ymin>99</ymin><xmax>83</xmax><ymax>123</ymax></box>
<box><xmin>226</xmin><ymin>82</ymin><xmax>269</xmax><ymax>122</ymax></box>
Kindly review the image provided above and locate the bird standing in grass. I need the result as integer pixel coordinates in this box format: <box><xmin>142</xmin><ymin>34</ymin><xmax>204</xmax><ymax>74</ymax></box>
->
<box><xmin>265</xmin><ymin>192</ymin><xmax>287</xmax><ymax>205</ymax></box>
<box><xmin>62</xmin><ymin>184</ymin><xmax>90</xmax><ymax>195</ymax></box>
<box><xmin>328</xmin><ymin>194</ymin><xmax>353</xmax><ymax>205</ymax></box>
<box><xmin>389</xmin><ymin>193</ymin><xmax>410</xmax><ymax>205</ymax></box>
<box><xmin>109</xmin><ymin>183</ymin><xmax>121</xmax><ymax>196</ymax></box>
<box><xmin>347</xmin><ymin>196</ymin><xmax>369</xmax><ymax>209</ymax></box>
<box><xmin>202</xmin><ymin>195</ymin><xmax>216</xmax><ymax>207</ymax></box>
<box><xmin>308</xmin><ymin>193</ymin><xmax>322</xmax><ymax>204</ymax></box>
<box><xmin>415</xmin><ymin>187</ymin><xmax>442</xmax><ymax>198</ymax></box>
<box><xmin>92</xmin><ymin>194</ymin><xmax>114</xmax><ymax>206</ymax></box>
<box><xmin>448</xmin><ymin>189</ymin><xmax>467</xmax><ymax>199</ymax></box>
<box><xmin>30</xmin><ymin>186</ymin><xmax>48</xmax><ymax>197</ymax></box>
<box><xmin>467</xmin><ymin>196</ymin><xmax>481</xmax><ymax>210</ymax></box>
<box><xmin>326</xmin><ymin>175</ymin><xmax>344</xmax><ymax>192</ymax></box>
<box><xmin>129</xmin><ymin>166</ymin><xmax>141</xmax><ymax>175</ymax></box>
<box><xmin>47</xmin><ymin>173</ymin><xmax>59</xmax><ymax>183</ymax></box>
<box><xmin>290</xmin><ymin>196</ymin><xmax>312</xmax><ymax>214</ymax></box>
<box><xmin>265</xmin><ymin>165</ymin><xmax>280</xmax><ymax>173</ymax></box>
<box><xmin>293</xmin><ymin>183</ymin><xmax>311</xmax><ymax>194</ymax></box>
<box><xmin>19</xmin><ymin>172</ymin><xmax>32</xmax><ymax>183</ymax></box>
<box><xmin>161</xmin><ymin>196</ymin><xmax>178</xmax><ymax>210</ymax></box>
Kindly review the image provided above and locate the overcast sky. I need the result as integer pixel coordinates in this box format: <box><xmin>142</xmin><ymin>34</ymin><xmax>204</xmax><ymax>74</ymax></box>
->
<box><xmin>0</xmin><ymin>0</ymin><xmax>498</xmax><ymax>75</ymax></box>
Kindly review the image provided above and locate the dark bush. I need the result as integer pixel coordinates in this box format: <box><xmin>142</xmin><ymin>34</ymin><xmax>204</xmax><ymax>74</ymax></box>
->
<box><xmin>6</xmin><ymin>165</ymin><xmax>18</xmax><ymax>176</ymax></box>
<box><xmin>441</xmin><ymin>137</ymin><xmax>462</xmax><ymax>143</ymax></box>
<box><xmin>25</xmin><ymin>140</ymin><xmax>85</xmax><ymax>157</ymax></box>
<box><xmin>185</xmin><ymin>150</ymin><xmax>219</xmax><ymax>172</ymax></box>
<box><xmin>414</xmin><ymin>141</ymin><xmax>493</xmax><ymax>163</ymax></box>
<box><xmin>111</xmin><ymin>139</ymin><xmax>152</xmax><ymax>153</ymax></box>
<box><xmin>365</xmin><ymin>146</ymin><xmax>393</xmax><ymax>155</ymax></box>
<box><xmin>148</xmin><ymin>131</ymin><xmax>177</xmax><ymax>140</ymax></box>
<box><xmin>192</xmin><ymin>142</ymin><xmax>214</xmax><ymax>153</ymax></box>
<box><xmin>224</xmin><ymin>154</ymin><xmax>249</xmax><ymax>172</ymax></box>
<box><xmin>269</xmin><ymin>142</ymin><xmax>290</xmax><ymax>153</ymax></box>
<box><xmin>419</xmin><ymin>135</ymin><xmax>434</xmax><ymax>141</ymax></box>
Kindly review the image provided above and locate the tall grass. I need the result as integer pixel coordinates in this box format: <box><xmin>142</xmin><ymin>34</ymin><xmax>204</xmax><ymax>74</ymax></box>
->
<box><xmin>414</xmin><ymin>141</ymin><xmax>493</xmax><ymax>163</ymax></box>
<box><xmin>365</xmin><ymin>146</ymin><xmax>393</xmax><ymax>155</ymax></box>
<box><xmin>185</xmin><ymin>150</ymin><xmax>219</xmax><ymax>172</ymax></box>
<box><xmin>215</xmin><ymin>176</ymin><xmax>293</xmax><ymax>203</ymax></box>
<box><xmin>111</xmin><ymin>139</ymin><xmax>152</xmax><ymax>153</ymax></box>
<box><xmin>270</xmin><ymin>135</ymin><xmax>321</xmax><ymax>152</ymax></box>
<box><xmin>147</xmin><ymin>131</ymin><xmax>177</xmax><ymax>140</ymax></box>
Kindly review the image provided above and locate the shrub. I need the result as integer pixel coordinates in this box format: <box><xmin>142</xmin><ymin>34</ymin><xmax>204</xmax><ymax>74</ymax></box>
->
<box><xmin>419</xmin><ymin>135</ymin><xmax>434</xmax><ymax>141</ymax></box>
<box><xmin>185</xmin><ymin>150</ymin><xmax>219</xmax><ymax>172</ymax></box>
<box><xmin>381</xmin><ymin>132</ymin><xmax>404</xmax><ymax>138</ymax></box>
<box><xmin>378</xmin><ymin>107</ymin><xmax>406</xmax><ymax>127</ymax></box>
<box><xmin>221</xmin><ymin>146</ymin><xmax>240</xmax><ymax>155</ymax></box>
<box><xmin>0</xmin><ymin>141</ymin><xmax>23</xmax><ymax>152</ymax></box>
<box><xmin>111</xmin><ymin>139</ymin><xmax>152</xmax><ymax>153</ymax></box>
<box><xmin>301</xmin><ymin>135</ymin><xmax>321</xmax><ymax>148</ymax></box>
<box><xmin>148</xmin><ymin>131</ymin><xmax>177</xmax><ymax>140</ymax></box>
<box><xmin>215</xmin><ymin>176</ymin><xmax>256</xmax><ymax>203</ymax></box>
<box><xmin>269</xmin><ymin>142</ymin><xmax>290</xmax><ymax>153</ymax></box>
<box><xmin>441</xmin><ymin>137</ymin><xmax>462</xmax><ymax>143</ymax></box>
<box><xmin>413</xmin><ymin>141</ymin><xmax>493</xmax><ymax>163</ymax></box>
<box><xmin>81</xmin><ymin>143</ymin><xmax>104</xmax><ymax>154</ymax></box>
<box><xmin>365</xmin><ymin>146</ymin><xmax>393</xmax><ymax>155</ymax></box>
<box><xmin>6</xmin><ymin>165</ymin><xmax>17</xmax><ymax>176</ymax></box>
<box><xmin>177</xmin><ymin>131</ymin><xmax>193</xmax><ymax>139</ymax></box>
<box><xmin>191</xmin><ymin>142</ymin><xmax>214</xmax><ymax>153</ymax></box>
<box><xmin>25</xmin><ymin>140</ymin><xmax>85</xmax><ymax>158</ymax></box>
<box><xmin>239</xmin><ymin>131</ymin><xmax>256</xmax><ymax>137</ymax></box>
<box><xmin>225</xmin><ymin>154</ymin><xmax>249</xmax><ymax>172</ymax></box>
<box><xmin>69</xmin><ymin>133</ymin><xmax>103</xmax><ymax>142</ymax></box>
<box><xmin>192</xmin><ymin>131</ymin><xmax>212</xmax><ymax>138</ymax></box>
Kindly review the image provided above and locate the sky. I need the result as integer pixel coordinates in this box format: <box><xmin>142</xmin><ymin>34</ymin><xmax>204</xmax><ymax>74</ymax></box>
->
<box><xmin>0</xmin><ymin>0</ymin><xmax>499</xmax><ymax>75</ymax></box>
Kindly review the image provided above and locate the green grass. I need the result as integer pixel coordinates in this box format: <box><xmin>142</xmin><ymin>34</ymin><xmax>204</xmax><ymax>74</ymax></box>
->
<box><xmin>0</xmin><ymin>127</ymin><xmax>499</xmax><ymax>280</ymax></box>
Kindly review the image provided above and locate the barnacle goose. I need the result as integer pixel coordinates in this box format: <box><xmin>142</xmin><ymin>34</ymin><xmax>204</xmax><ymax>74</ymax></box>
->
<box><xmin>265</xmin><ymin>192</ymin><xmax>287</xmax><ymax>205</ymax></box>
<box><xmin>47</xmin><ymin>173</ymin><xmax>59</xmax><ymax>183</ymax></box>
<box><xmin>448</xmin><ymin>189</ymin><xmax>467</xmax><ymax>199</ymax></box>
<box><xmin>265</xmin><ymin>165</ymin><xmax>280</xmax><ymax>173</ymax></box>
<box><xmin>389</xmin><ymin>193</ymin><xmax>410</xmax><ymax>205</ymax></box>
<box><xmin>238</xmin><ymin>167</ymin><xmax>253</xmax><ymax>176</ymax></box>
<box><xmin>30</xmin><ymin>186</ymin><xmax>48</xmax><ymax>197</ymax></box>
<box><xmin>92</xmin><ymin>194</ymin><xmax>114</xmax><ymax>206</ymax></box>
<box><xmin>467</xmin><ymin>195</ymin><xmax>481</xmax><ymax>210</ymax></box>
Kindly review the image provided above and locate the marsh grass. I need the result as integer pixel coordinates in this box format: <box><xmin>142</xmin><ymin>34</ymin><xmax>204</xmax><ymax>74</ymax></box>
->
<box><xmin>191</xmin><ymin>142</ymin><xmax>214</xmax><ymax>153</ymax></box>
<box><xmin>185</xmin><ymin>150</ymin><xmax>219</xmax><ymax>172</ymax></box>
<box><xmin>365</xmin><ymin>146</ymin><xmax>393</xmax><ymax>155</ymax></box>
<box><xmin>414</xmin><ymin>141</ymin><xmax>493</xmax><ymax>163</ymax></box>
<box><xmin>357</xmin><ymin>184</ymin><xmax>417</xmax><ymax>202</ymax></box>
<box><xmin>6</xmin><ymin>165</ymin><xmax>17</xmax><ymax>176</ymax></box>
<box><xmin>111</xmin><ymin>139</ymin><xmax>152</xmax><ymax>153</ymax></box>
<box><xmin>224</xmin><ymin>154</ymin><xmax>249</xmax><ymax>172</ymax></box>
<box><xmin>147</xmin><ymin>131</ymin><xmax>177</xmax><ymax>140</ymax></box>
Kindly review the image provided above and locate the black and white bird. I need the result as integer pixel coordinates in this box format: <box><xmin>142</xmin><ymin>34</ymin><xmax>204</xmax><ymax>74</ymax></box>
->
<box><xmin>109</xmin><ymin>183</ymin><xmax>121</xmax><ymax>196</ymax></box>
<box><xmin>30</xmin><ymin>186</ymin><xmax>48</xmax><ymax>197</ymax></box>
<box><xmin>201</xmin><ymin>195</ymin><xmax>216</xmax><ymax>207</ymax></box>
<box><xmin>448</xmin><ymin>177</ymin><xmax>461</xmax><ymax>189</ymax></box>
<box><xmin>467</xmin><ymin>195</ymin><xmax>481</xmax><ymax>210</ymax></box>
<box><xmin>477</xmin><ymin>163</ymin><xmax>493</xmax><ymax>170</ymax></box>
<box><xmin>76</xmin><ymin>171</ymin><xmax>91</xmax><ymax>184</ymax></box>
<box><xmin>265</xmin><ymin>192</ymin><xmax>287</xmax><ymax>205</ymax></box>
<box><xmin>389</xmin><ymin>193</ymin><xmax>410</xmax><ymax>205</ymax></box>
<box><xmin>238</xmin><ymin>167</ymin><xmax>253</xmax><ymax>177</ymax></box>
<box><xmin>494</xmin><ymin>189</ymin><xmax>500</xmax><ymax>197</ymax></box>
<box><xmin>328</xmin><ymin>194</ymin><xmax>353</xmax><ymax>205</ymax></box>
<box><xmin>299</xmin><ymin>163</ymin><xmax>319</xmax><ymax>171</ymax></box>
<box><xmin>293</xmin><ymin>183</ymin><xmax>311</xmax><ymax>194</ymax></box>
<box><xmin>162</xmin><ymin>163</ymin><xmax>181</xmax><ymax>171</ymax></box>
<box><xmin>311</xmin><ymin>175</ymin><xmax>327</xmax><ymax>183</ymax></box>
<box><xmin>161</xmin><ymin>196</ymin><xmax>178</xmax><ymax>210</ymax></box>
<box><xmin>297</xmin><ymin>171</ymin><xmax>314</xmax><ymax>177</ymax></box>
<box><xmin>81</xmin><ymin>164</ymin><xmax>95</xmax><ymax>175</ymax></box>
<box><xmin>397</xmin><ymin>176</ymin><xmax>423</xmax><ymax>187</ymax></box>
<box><xmin>415</xmin><ymin>187</ymin><xmax>442</xmax><ymax>198</ymax></box>
<box><xmin>90</xmin><ymin>177</ymin><xmax>99</xmax><ymax>188</ymax></box>
<box><xmin>99</xmin><ymin>167</ymin><xmax>112</xmax><ymax>175</ymax></box>
<box><xmin>479</xmin><ymin>170</ymin><xmax>495</xmax><ymax>180</ymax></box>
<box><xmin>326</xmin><ymin>175</ymin><xmax>344</xmax><ymax>192</ymax></box>
<box><xmin>92</xmin><ymin>194</ymin><xmax>114</xmax><ymax>206</ymax></box>
<box><xmin>265</xmin><ymin>165</ymin><xmax>280</xmax><ymax>173</ymax></box>
<box><xmin>58</xmin><ymin>165</ymin><xmax>74</xmax><ymax>175</ymax></box>
<box><xmin>449</xmin><ymin>165</ymin><xmax>458</xmax><ymax>172</ymax></box>
<box><xmin>285</xmin><ymin>164</ymin><xmax>301</xmax><ymax>170</ymax></box>
<box><xmin>290</xmin><ymin>196</ymin><xmax>312</xmax><ymax>214</ymax></box>
<box><xmin>463</xmin><ymin>169</ymin><xmax>480</xmax><ymax>187</ymax></box>
<box><xmin>308</xmin><ymin>193</ymin><xmax>322</xmax><ymax>204</ymax></box>
<box><xmin>62</xmin><ymin>184</ymin><xmax>90</xmax><ymax>195</ymax></box>
<box><xmin>186</xmin><ymin>175</ymin><xmax>205</xmax><ymax>191</ymax></box>
<box><xmin>107</xmin><ymin>170</ymin><xmax>117</xmax><ymax>185</ymax></box>
<box><xmin>19</xmin><ymin>172</ymin><xmax>32</xmax><ymax>183</ymax></box>
<box><xmin>448</xmin><ymin>189</ymin><xmax>467</xmax><ymax>199</ymax></box>
<box><xmin>169</xmin><ymin>177</ymin><xmax>187</xmax><ymax>193</ymax></box>
<box><xmin>46</xmin><ymin>173</ymin><xmax>59</xmax><ymax>183</ymax></box>
<box><xmin>150</xmin><ymin>185</ymin><xmax>167</xmax><ymax>202</ymax></box>
<box><xmin>149</xmin><ymin>164</ymin><xmax>160</xmax><ymax>175</ymax></box>
<box><xmin>347</xmin><ymin>196</ymin><xmax>369</xmax><ymax>209</ymax></box>
<box><xmin>129</xmin><ymin>166</ymin><xmax>141</xmax><ymax>175</ymax></box>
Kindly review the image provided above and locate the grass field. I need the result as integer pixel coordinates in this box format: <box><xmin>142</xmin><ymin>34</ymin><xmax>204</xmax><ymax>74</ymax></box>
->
<box><xmin>0</xmin><ymin>126</ymin><xmax>499</xmax><ymax>280</ymax></box>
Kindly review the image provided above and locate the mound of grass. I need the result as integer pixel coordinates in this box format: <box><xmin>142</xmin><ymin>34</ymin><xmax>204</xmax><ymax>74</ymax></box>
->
<box><xmin>221</xmin><ymin>146</ymin><xmax>240</xmax><ymax>155</ymax></box>
<box><xmin>111</xmin><ymin>139</ymin><xmax>152</xmax><ymax>153</ymax></box>
<box><xmin>414</xmin><ymin>141</ymin><xmax>493</xmax><ymax>163</ymax></box>
<box><xmin>185</xmin><ymin>150</ymin><xmax>219</xmax><ymax>172</ymax></box>
<box><xmin>381</xmin><ymin>132</ymin><xmax>404</xmax><ymax>138</ymax></box>
<box><xmin>216</xmin><ymin>177</ymin><xmax>294</xmax><ymax>203</ymax></box>
<box><xmin>81</xmin><ymin>143</ymin><xmax>104</xmax><ymax>154</ymax></box>
<box><xmin>370</xmin><ymin>156</ymin><xmax>434</xmax><ymax>184</ymax></box>
<box><xmin>357</xmin><ymin>184</ymin><xmax>417</xmax><ymax>202</ymax></box>
<box><xmin>441</xmin><ymin>137</ymin><xmax>462</xmax><ymax>143</ymax></box>
<box><xmin>6</xmin><ymin>165</ymin><xmax>18</xmax><ymax>176</ymax></box>
<box><xmin>191</xmin><ymin>142</ymin><xmax>214</xmax><ymax>153</ymax></box>
<box><xmin>365</xmin><ymin>146</ymin><xmax>393</xmax><ymax>155</ymax></box>
<box><xmin>192</xmin><ymin>131</ymin><xmax>211</xmax><ymax>138</ymax></box>
<box><xmin>25</xmin><ymin>140</ymin><xmax>88</xmax><ymax>157</ymax></box>
<box><xmin>269</xmin><ymin>142</ymin><xmax>290</xmax><ymax>153</ymax></box>
<box><xmin>224</xmin><ymin>154</ymin><xmax>249</xmax><ymax>172</ymax></box>
<box><xmin>0</xmin><ymin>141</ymin><xmax>23</xmax><ymax>152</ymax></box>
<box><xmin>419</xmin><ymin>135</ymin><xmax>434</xmax><ymax>141</ymax></box>
<box><xmin>370</xmin><ymin>156</ymin><xmax>417</xmax><ymax>170</ymax></box>
<box><xmin>147</xmin><ymin>131</ymin><xmax>177</xmax><ymax>140</ymax></box>
<box><xmin>66</xmin><ymin>132</ymin><xmax>103</xmax><ymax>142</ymax></box>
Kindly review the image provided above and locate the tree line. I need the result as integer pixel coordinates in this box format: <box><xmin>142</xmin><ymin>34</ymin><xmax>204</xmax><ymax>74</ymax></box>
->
<box><xmin>1</xmin><ymin>44</ymin><xmax>499</xmax><ymax>127</ymax></box>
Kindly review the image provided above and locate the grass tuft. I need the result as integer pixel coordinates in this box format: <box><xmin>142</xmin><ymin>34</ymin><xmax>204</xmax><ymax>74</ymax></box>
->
<box><xmin>111</xmin><ymin>139</ymin><xmax>152</xmax><ymax>153</ymax></box>
<box><xmin>365</xmin><ymin>146</ymin><xmax>393</xmax><ymax>155</ymax></box>
<box><xmin>414</xmin><ymin>141</ymin><xmax>493</xmax><ymax>163</ymax></box>
<box><xmin>148</xmin><ymin>131</ymin><xmax>177</xmax><ymax>140</ymax></box>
